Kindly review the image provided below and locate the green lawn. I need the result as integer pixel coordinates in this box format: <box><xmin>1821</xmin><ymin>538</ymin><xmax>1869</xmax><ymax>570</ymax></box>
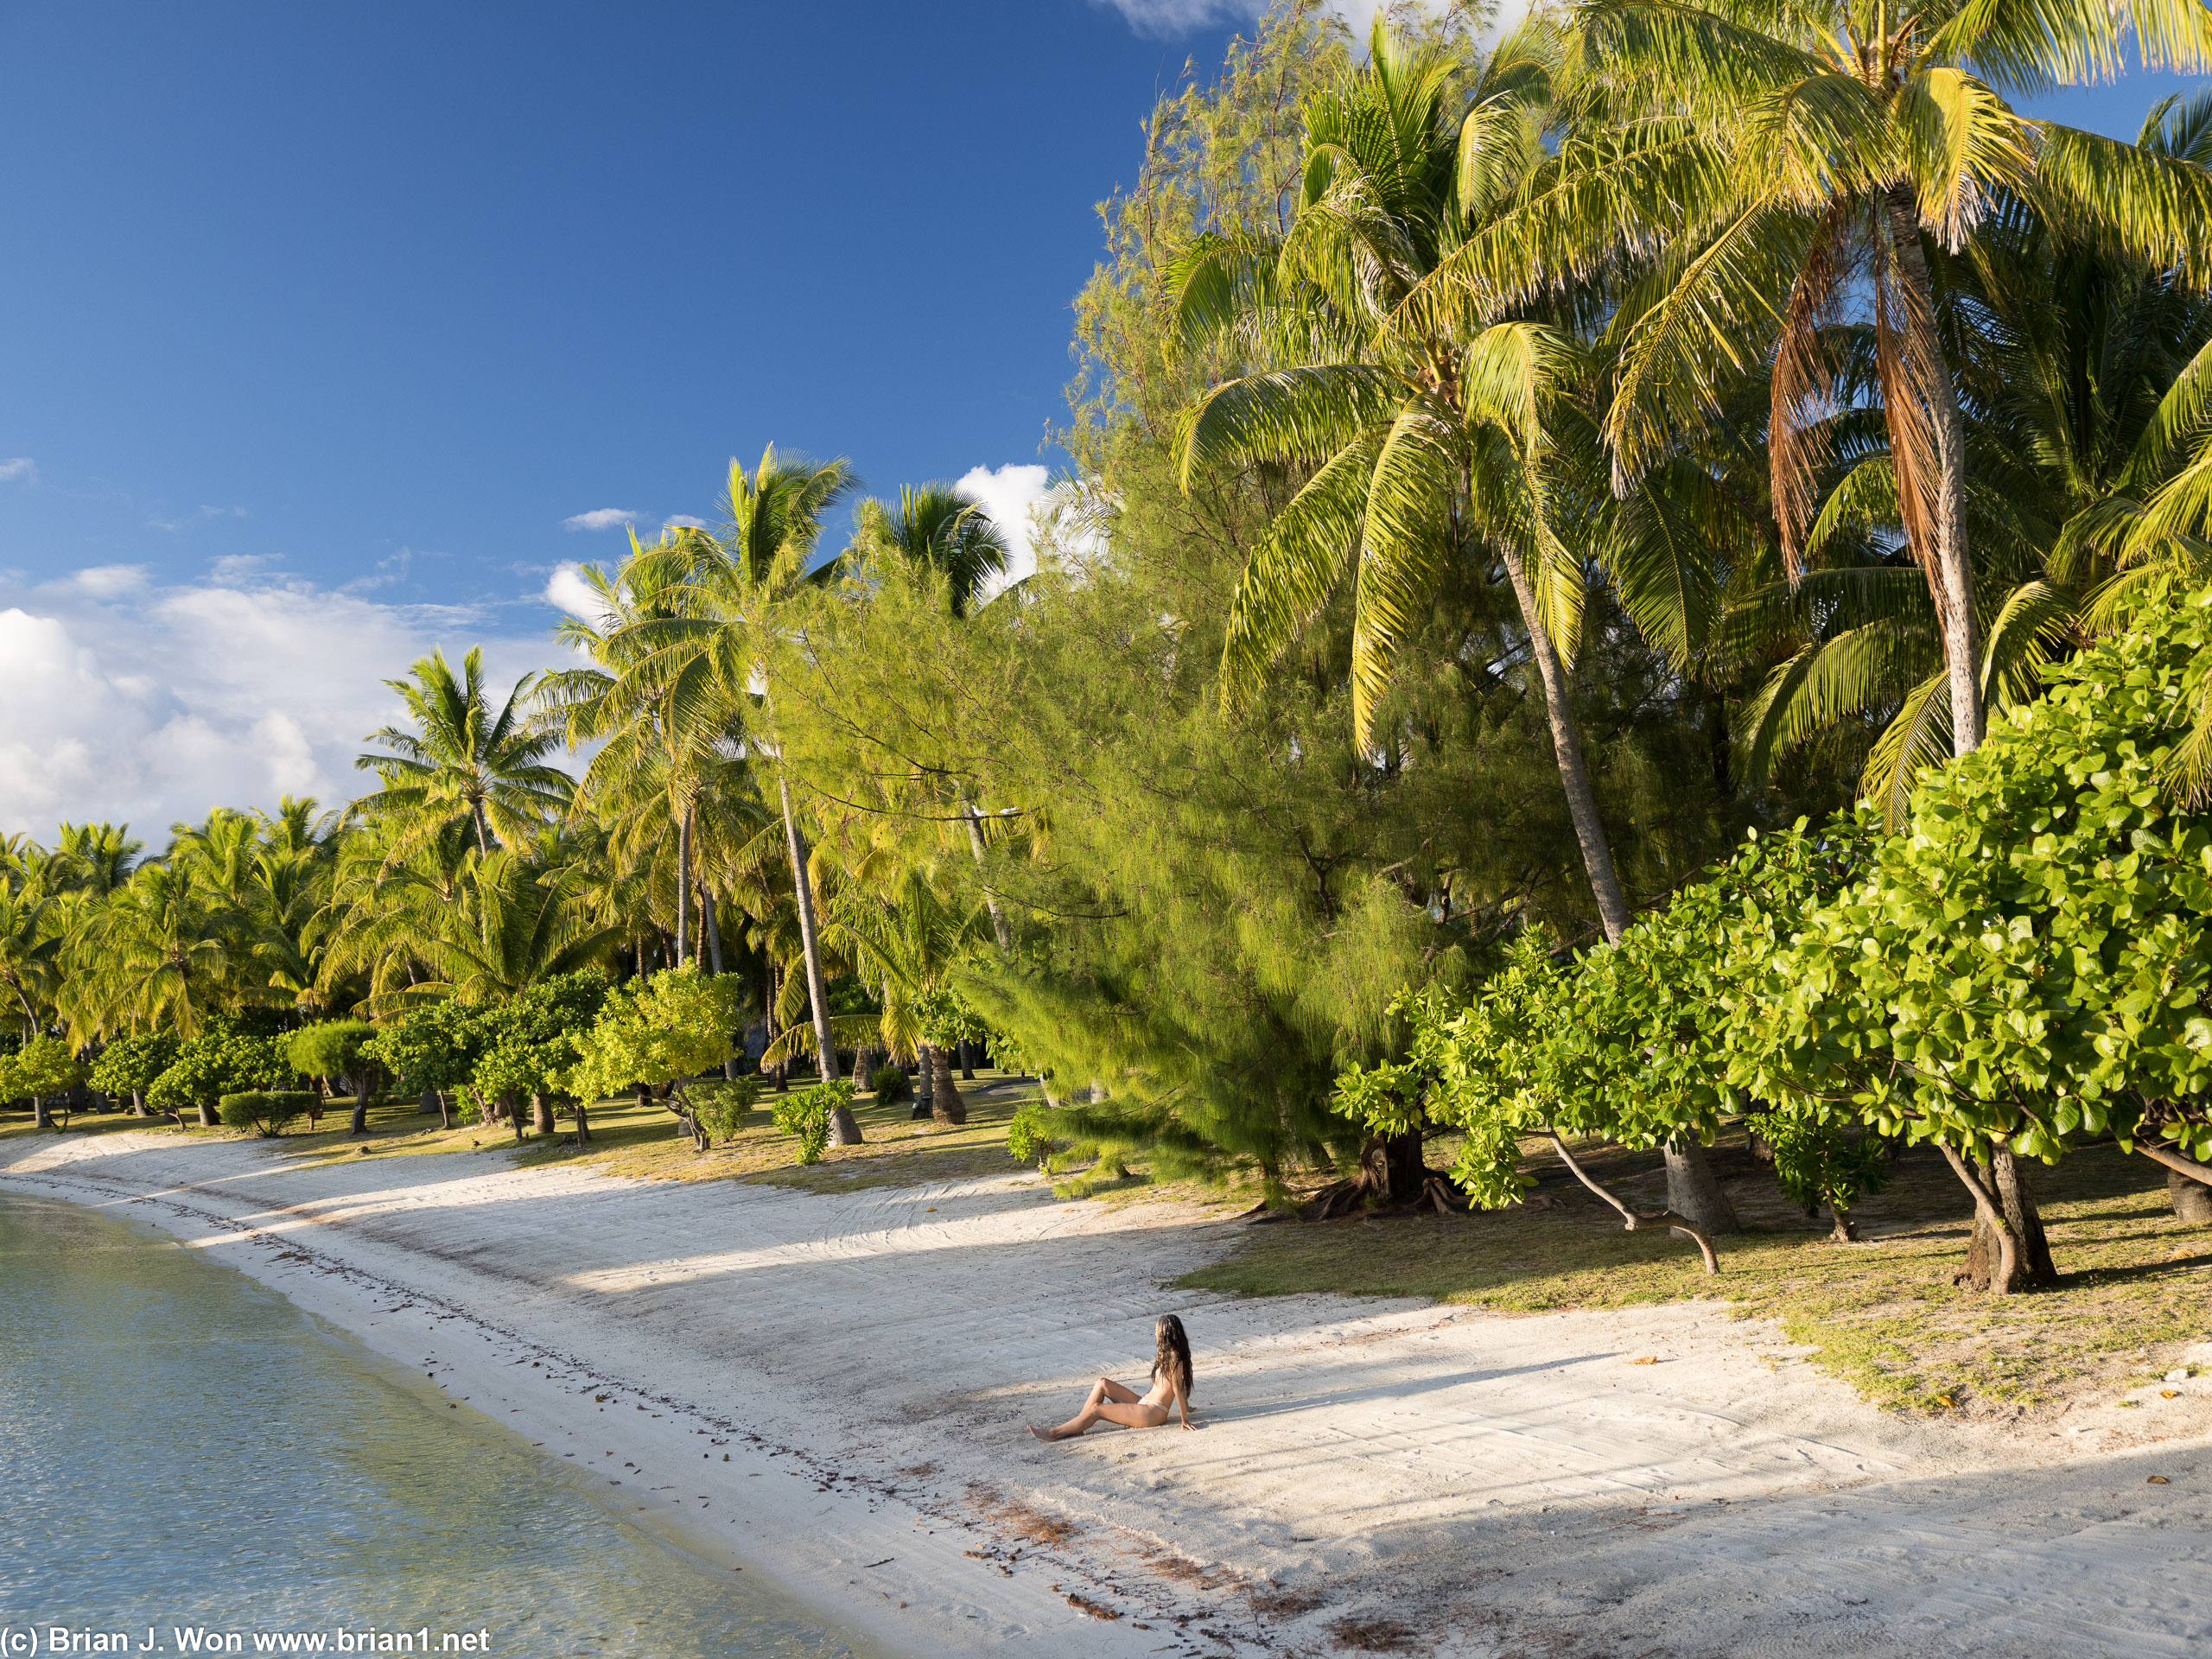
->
<box><xmin>1179</xmin><ymin>1131</ymin><xmax>2212</xmax><ymax>1417</ymax></box>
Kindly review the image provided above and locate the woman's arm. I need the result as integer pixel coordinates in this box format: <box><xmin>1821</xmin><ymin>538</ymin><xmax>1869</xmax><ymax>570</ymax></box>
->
<box><xmin>1178</xmin><ymin>1373</ymin><xmax>1198</xmax><ymax>1430</ymax></box>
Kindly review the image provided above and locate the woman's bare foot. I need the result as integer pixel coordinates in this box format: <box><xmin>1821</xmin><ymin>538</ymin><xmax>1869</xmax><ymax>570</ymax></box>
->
<box><xmin>1028</xmin><ymin>1423</ymin><xmax>1058</xmax><ymax>1441</ymax></box>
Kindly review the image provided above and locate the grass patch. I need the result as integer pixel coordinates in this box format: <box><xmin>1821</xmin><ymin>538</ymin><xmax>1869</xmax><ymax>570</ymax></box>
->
<box><xmin>507</xmin><ymin>1070</ymin><xmax>1045</xmax><ymax>1192</ymax></box>
<box><xmin>1178</xmin><ymin>1134</ymin><xmax>2212</xmax><ymax>1417</ymax></box>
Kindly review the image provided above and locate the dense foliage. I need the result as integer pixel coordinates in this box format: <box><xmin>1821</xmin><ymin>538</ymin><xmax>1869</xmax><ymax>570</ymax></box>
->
<box><xmin>4</xmin><ymin>5</ymin><xmax>2207</xmax><ymax>1299</ymax></box>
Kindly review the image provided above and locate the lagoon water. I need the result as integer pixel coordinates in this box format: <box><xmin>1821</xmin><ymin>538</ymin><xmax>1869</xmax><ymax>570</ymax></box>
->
<box><xmin>0</xmin><ymin>1192</ymin><xmax>859</xmax><ymax>1657</ymax></box>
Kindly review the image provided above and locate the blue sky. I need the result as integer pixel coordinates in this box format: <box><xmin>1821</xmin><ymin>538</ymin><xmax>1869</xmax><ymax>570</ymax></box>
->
<box><xmin>0</xmin><ymin>0</ymin><xmax>2200</xmax><ymax>838</ymax></box>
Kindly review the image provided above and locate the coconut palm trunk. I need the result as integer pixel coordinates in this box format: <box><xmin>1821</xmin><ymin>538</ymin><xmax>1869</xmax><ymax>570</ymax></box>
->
<box><xmin>674</xmin><ymin>804</ymin><xmax>693</xmax><ymax>967</ymax></box>
<box><xmin>1497</xmin><ymin>546</ymin><xmax>1633</xmax><ymax>944</ymax></box>
<box><xmin>1884</xmin><ymin>190</ymin><xmax>1985</xmax><ymax>757</ymax></box>
<box><xmin>779</xmin><ymin>774</ymin><xmax>861</xmax><ymax>1144</ymax></box>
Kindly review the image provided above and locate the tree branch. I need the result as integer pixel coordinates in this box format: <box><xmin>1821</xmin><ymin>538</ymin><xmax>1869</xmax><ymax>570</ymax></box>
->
<box><xmin>1547</xmin><ymin>1131</ymin><xmax>1719</xmax><ymax>1274</ymax></box>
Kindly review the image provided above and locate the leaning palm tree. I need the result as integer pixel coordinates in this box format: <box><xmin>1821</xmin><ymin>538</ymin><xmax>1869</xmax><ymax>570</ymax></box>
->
<box><xmin>358</xmin><ymin>646</ymin><xmax>574</xmax><ymax>855</ymax></box>
<box><xmin>1732</xmin><ymin>90</ymin><xmax>2212</xmax><ymax>814</ymax></box>
<box><xmin>607</xmin><ymin>448</ymin><xmax>866</xmax><ymax>1141</ymax></box>
<box><xmin>1490</xmin><ymin>0</ymin><xmax>2212</xmax><ymax>763</ymax></box>
<box><xmin>1175</xmin><ymin>17</ymin><xmax>1641</xmax><ymax>940</ymax></box>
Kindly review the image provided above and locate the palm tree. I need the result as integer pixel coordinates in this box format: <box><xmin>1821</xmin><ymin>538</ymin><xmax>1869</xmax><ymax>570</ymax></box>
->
<box><xmin>610</xmin><ymin>448</ymin><xmax>866</xmax><ymax>1140</ymax></box>
<box><xmin>68</xmin><ymin>866</ymin><xmax>232</xmax><ymax>1039</ymax></box>
<box><xmin>359</xmin><ymin>646</ymin><xmax>574</xmax><ymax>855</ymax></box>
<box><xmin>1732</xmin><ymin>91</ymin><xmax>2212</xmax><ymax>814</ymax></box>
<box><xmin>853</xmin><ymin>485</ymin><xmax>1012</xmax><ymax>617</ymax></box>
<box><xmin>0</xmin><ymin>886</ymin><xmax>61</xmax><ymax>1038</ymax></box>
<box><xmin>1175</xmin><ymin>18</ymin><xmax>1641</xmax><ymax>940</ymax></box>
<box><xmin>400</xmin><ymin>850</ymin><xmax>625</xmax><ymax>1009</ymax></box>
<box><xmin>53</xmin><ymin>822</ymin><xmax>142</xmax><ymax>894</ymax></box>
<box><xmin>1499</xmin><ymin>0</ymin><xmax>2212</xmax><ymax>764</ymax></box>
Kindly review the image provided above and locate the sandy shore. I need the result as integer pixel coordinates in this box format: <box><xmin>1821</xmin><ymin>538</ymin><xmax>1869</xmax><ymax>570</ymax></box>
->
<box><xmin>4</xmin><ymin>1129</ymin><xmax>2209</xmax><ymax>1658</ymax></box>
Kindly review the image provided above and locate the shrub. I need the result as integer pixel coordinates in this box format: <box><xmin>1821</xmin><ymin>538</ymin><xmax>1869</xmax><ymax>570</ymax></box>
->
<box><xmin>1007</xmin><ymin>1101</ymin><xmax>1055</xmax><ymax>1166</ymax></box>
<box><xmin>772</xmin><ymin>1081</ymin><xmax>854</xmax><ymax>1166</ymax></box>
<box><xmin>218</xmin><ymin>1090</ymin><xmax>315</xmax><ymax>1137</ymax></box>
<box><xmin>690</xmin><ymin>1077</ymin><xmax>760</xmax><ymax>1145</ymax></box>
<box><xmin>870</xmin><ymin>1064</ymin><xmax>910</xmax><ymax>1103</ymax></box>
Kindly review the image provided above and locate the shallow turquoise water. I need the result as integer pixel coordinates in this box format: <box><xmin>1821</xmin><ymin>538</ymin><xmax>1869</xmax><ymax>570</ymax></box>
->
<box><xmin>0</xmin><ymin>1192</ymin><xmax>858</xmax><ymax>1657</ymax></box>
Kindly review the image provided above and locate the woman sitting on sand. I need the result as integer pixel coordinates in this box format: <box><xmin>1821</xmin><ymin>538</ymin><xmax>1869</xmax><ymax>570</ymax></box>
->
<box><xmin>1030</xmin><ymin>1314</ymin><xmax>1198</xmax><ymax>1439</ymax></box>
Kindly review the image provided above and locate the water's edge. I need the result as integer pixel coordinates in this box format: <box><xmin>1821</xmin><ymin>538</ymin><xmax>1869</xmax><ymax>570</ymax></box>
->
<box><xmin>0</xmin><ymin>1187</ymin><xmax>874</xmax><ymax>1659</ymax></box>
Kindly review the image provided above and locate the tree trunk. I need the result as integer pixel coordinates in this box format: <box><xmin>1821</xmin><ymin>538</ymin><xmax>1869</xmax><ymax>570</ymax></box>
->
<box><xmin>778</xmin><ymin>776</ymin><xmax>855</xmax><ymax>1150</ymax></box>
<box><xmin>198</xmin><ymin>1100</ymin><xmax>219</xmax><ymax>1128</ymax></box>
<box><xmin>1884</xmin><ymin>187</ymin><xmax>1982</xmax><ymax>757</ymax></box>
<box><xmin>1496</xmin><ymin>543</ymin><xmax>1632</xmax><ymax>943</ymax></box>
<box><xmin>130</xmin><ymin>1089</ymin><xmax>147</xmax><ymax>1117</ymax></box>
<box><xmin>1360</xmin><ymin>1129</ymin><xmax>1427</xmax><ymax>1205</ymax></box>
<box><xmin>958</xmin><ymin>1039</ymin><xmax>976</xmax><ymax>1081</ymax></box>
<box><xmin>531</xmin><ymin>1093</ymin><xmax>556</xmax><ymax>1135</ymax></box>
<box><xmin>435</xmin><ymin>1090</ymin><xmax>453</xmax><ymax>1130</ymax></box>
<box><xmin>573</xmin><ymin>1097</ymin><xmax>592</xmax><ymax>1144</ymax></box>
<box><xmin>930</xmin><ymin>1043</ymin><xmax>968</xmax><ymax>1125</ymax></box>
<box><xmin>1949</xmin><ymin>1147</ymin><xmax>2056</xmax><ymax>1292</ymax></box>
<box><xmin>505</xmin><ymin>1092</ymin><xmax>524</xmax><ymax>1143</ymax></box>
<box><xmin>348</xmin><ymin>1090</ymin><xmax>369</xmax><ymax>1136</ymax></box>
<box><xmin>31</xmin><ymin>1096</ymin><xmax>52</xmax><ymax>1129</ymax></box>
<box><xmin>1663</xmin><ymin>1137</ymin><xmax>1741</xmax><ymax>1236</ymax></box>
<box><xmin>2171</xmin><ymin>1166</ymin><xmax>2212</xmax><ymax>1224</ymax></box>
<box><xmin>913</xmin><ymin>1049</ymin><xmax>935</xmax><ymax>1118</ymax></box>
<box><xmin>854</xmin><ymin>1044</ymin><xmax>880</xmax><ymax>1094</ymax></box>
<box><xmin>961</xmin><ymin>800</ymin><xmax>1014</xmax><ymax>954</ymax></box>
<box><xmin>1828</xmin><ymin>1200</ymin><xmax>1859</xmax><ymax>1244</ymax></box>
<box><xmin>674</xmin><ymin>804</ymin><xmax>692</xmax><ymax>968</ymax></box>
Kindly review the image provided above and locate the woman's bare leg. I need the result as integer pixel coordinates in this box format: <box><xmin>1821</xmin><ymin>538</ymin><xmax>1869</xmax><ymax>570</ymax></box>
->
<box><xmin>1029</xmin><ymin>1382</ymin><xmax>1166</xmax><ymax>1441</ymax></box>
<box><xmin>1030</xmin><ymin>1378</ymin><xmax>1141</xmax><ymax>1440</ymax></box>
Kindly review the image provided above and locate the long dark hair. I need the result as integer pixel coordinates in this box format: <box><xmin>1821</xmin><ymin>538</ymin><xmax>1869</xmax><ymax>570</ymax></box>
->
<box><xmin>1149</xmin><ymin>1313</ymin><xmax>1193</xmax><ymax>1402</ymax></box>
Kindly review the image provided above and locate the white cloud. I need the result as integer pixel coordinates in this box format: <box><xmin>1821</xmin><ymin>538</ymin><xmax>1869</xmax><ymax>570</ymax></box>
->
<box><xmin>544</xmin><ymin>562</ymin><xmax>608</xmax><ymax>624</ymax></box>
<box><xmin>562</xmin><ymin>507</ymin><xmax>639</xmax><ymax>531</ymax></box>
<box><xmin>68</xmin><ymin>565</ymin><xmax>149</xmax><ymax>598</ymax></box>
<box><xmin>955</xmin><ymin>463</ymin><xmax>1053</xmax><ymax>600</ymax></box>
<box><xmin>663</xmin><ymin>515</ymin><xmax>707</xmax><ymax>530</ymax></box>
<box><xmin>0</xmin><ymin>459</ymin><xmax>34</xmax><ymax>484</ymax></box>
<box><xmin>1092</xmin><ymin>0</ymin><xmax>1258</xmax><ymax>35</ymax></box>
<box><xmin>0</xmin><ymin>563</ymin><xmax>567</xmax><ymax>841</ymax></box>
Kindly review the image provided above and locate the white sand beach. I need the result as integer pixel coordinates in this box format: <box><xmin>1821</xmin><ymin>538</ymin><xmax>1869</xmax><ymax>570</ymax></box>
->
<box><xmin>5</xmin><ymin>1130</ymin><xmax>2209</xmax><ymax>1657</ymax></box>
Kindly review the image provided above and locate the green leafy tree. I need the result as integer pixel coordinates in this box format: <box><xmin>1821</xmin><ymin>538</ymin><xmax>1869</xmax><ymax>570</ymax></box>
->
<box><xmin>1729</xmin><ymin>582</ymin><xmax>2212</xmax><ymax>1289</ymax></box>
<box><xmin>3</xmin><ymin>1035</ymin><xmax>84</xmax><ymax>1129</ymax></box>
<box><xmin>88</xmin><ymin>1033</ymin><xmax>180</xmax><ymax>1116</ymax></box>
<box><xmin>1528</xmin><ymin>0</ymin><xmax>2212</xmax><ymax>763</ymax></box>
<box><xmin>148</xmin><ymin>1031</ymin><xmax>291</xmax><ymax>1128</ymax></box>
<box><xmin>469</xmin><ymin>971</ymin><xmax>611</xmax><ymax>1140</ymax></box>
<box><xmin>289</xmin><ymin>1020</ymin><xmax>380</xmax><ymax>1135</ymax></box>
<box><xmin>360</xmin><ymin>1000</ymin><xmax>483</xmax><ymax>1130</ymax></box>
<box><xmin>852</xmin><ymin>485</ymin><xmax>1011</xmax><ymax>618</ymax></box>
<box><xmin>772</xmin><ymin>1080</ymin><xmax>853</xmax><ymax>1166</ymax></box>
<box><xmin>567</xmin><ymin>964</ymin><xmax>748</xmax><ymax>1150</ymax></box>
